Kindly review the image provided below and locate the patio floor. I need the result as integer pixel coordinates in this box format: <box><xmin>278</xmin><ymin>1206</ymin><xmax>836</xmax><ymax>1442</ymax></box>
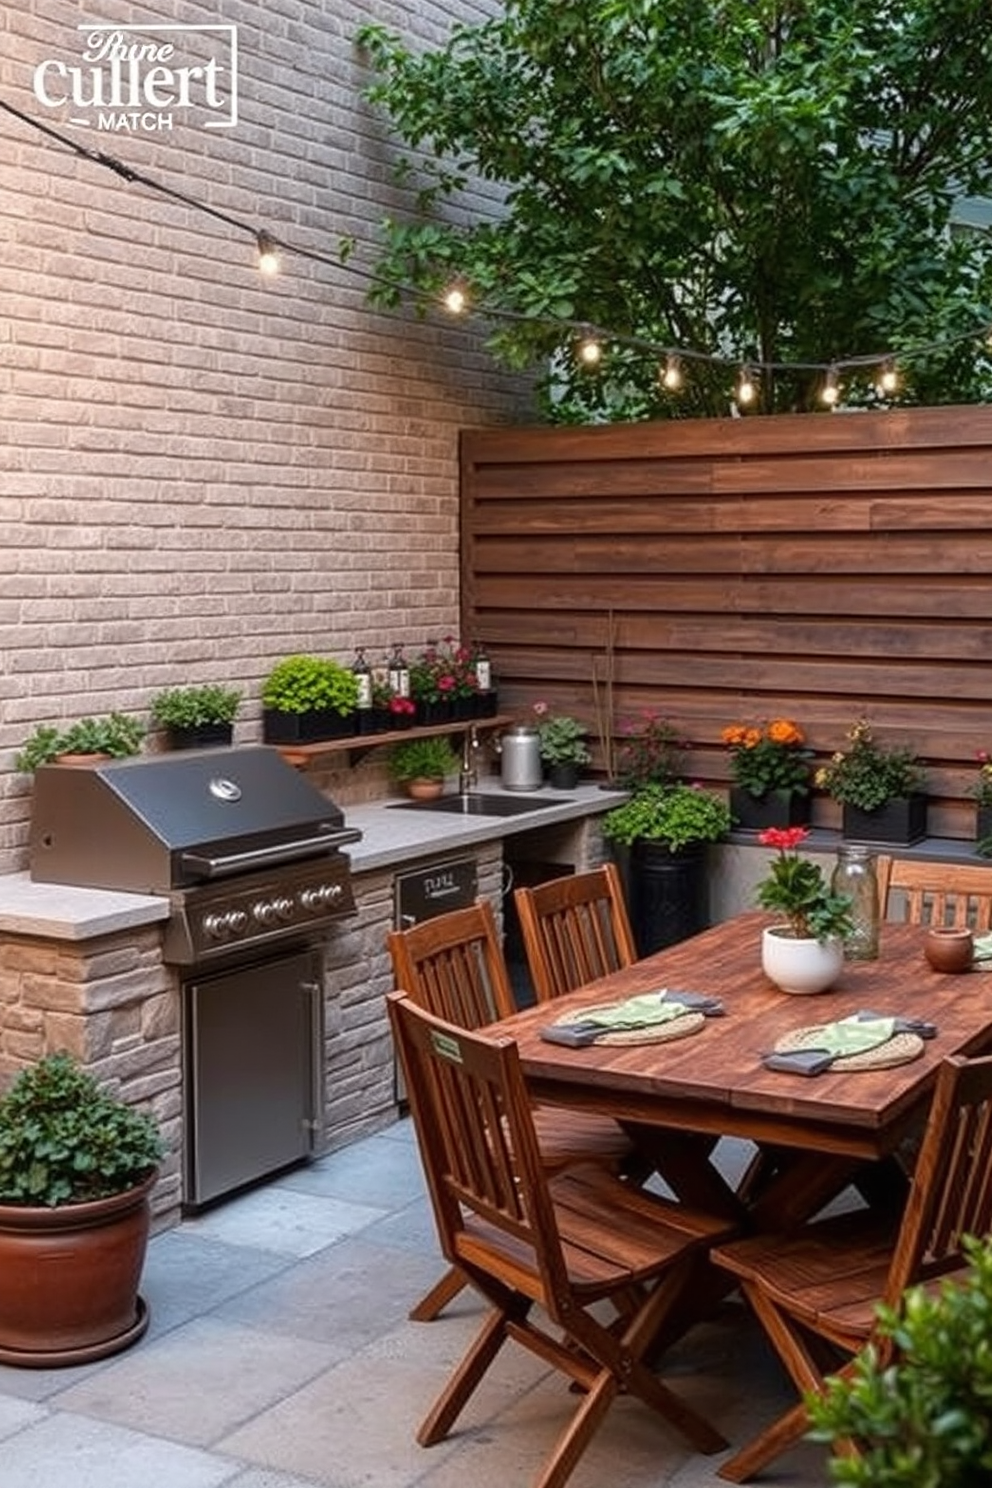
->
<box><xmin>0</xmin><ymin>1121</ymin><xmax>830</xmax><ymax>1487</ymax></box>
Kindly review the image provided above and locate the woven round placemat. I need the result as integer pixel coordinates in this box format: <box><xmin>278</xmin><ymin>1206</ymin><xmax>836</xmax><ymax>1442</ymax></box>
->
<box><xmin>553</xmin><ymin>1003</ymin><xmax>705</xmax><ymax>1047</ymax></box>
<box><xmin>774</xmin><ymin>1025</ymin><xmax>925</xmax><ymax>1072</ymax></box>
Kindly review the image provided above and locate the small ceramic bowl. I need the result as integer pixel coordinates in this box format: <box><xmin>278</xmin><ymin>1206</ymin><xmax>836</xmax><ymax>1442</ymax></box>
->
<box><xmin>923</xmin><ymin>927</ymin><xmax>974</xmax><ymax>973</ymax></box>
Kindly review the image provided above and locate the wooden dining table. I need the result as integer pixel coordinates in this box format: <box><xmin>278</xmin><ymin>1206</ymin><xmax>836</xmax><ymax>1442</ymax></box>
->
<box><xmin>492</xmin><ymin>910</ymin><xmax>992</xmax><ymax>1232</ymax></box>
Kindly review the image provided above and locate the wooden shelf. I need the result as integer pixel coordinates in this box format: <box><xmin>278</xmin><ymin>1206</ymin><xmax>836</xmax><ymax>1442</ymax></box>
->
<box><xmin>277</xmin><ymin>714</ymin><xmax>513</xmax><ymax>769</ymax></box>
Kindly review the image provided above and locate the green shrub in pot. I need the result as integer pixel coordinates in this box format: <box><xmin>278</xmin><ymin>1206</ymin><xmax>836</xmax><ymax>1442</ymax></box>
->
<box><xmin>601</xmin><ymin>782</ymin><xmax>732</xmax><ymax>852</ymax></box>
<box><xmin>14</xmin><ymin>714</ymin><xmax>145</xmax><ymax>772</ymax></box>
<box><xmin>150</xmin><ymin>684</ymin><xmax>242</xmax><ymax>731</ymax></box>
<box><xmin>387</xmin><ymin>735</ymin><xmax>460</xmax><ymax>783</ymax></box>
<box><xmin>806</xmin><ymin>1233</ymin><xmax>992</xmax><ymax>1486</ymax></box>
<box><xmin>261</xmin><ymin>655</ymin><xmax>359</xmax><ymax>717</ymax></box>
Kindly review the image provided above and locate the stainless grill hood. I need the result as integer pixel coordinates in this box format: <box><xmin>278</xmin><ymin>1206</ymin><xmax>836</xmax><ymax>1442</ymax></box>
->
<box><xmin>29</xmin><ymin>745</ymin><xmax>361</xmax><ymax>895</ymax></box>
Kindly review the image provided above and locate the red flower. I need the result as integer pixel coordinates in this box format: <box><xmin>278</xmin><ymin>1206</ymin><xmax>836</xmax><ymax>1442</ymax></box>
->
<box><xmin>758</xmin><ymin>826</ymin><xmax>810</xmax><ymax>852</ymax></box>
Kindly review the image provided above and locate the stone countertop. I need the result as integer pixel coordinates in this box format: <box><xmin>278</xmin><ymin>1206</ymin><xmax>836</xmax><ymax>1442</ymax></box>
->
<box><xmin>0</xmin><ymin>785</ymin><xmax>625</xmax><ymax>941</ymax></box>
<box><xmin>342</xmin><ymin>783</ymin><xmax>627</xmax><ymax>874</ymax></box>
<box><xmin>0</xmin><ymin>871</ymin><xmax>169</xmax><ymax>941</ymax></box>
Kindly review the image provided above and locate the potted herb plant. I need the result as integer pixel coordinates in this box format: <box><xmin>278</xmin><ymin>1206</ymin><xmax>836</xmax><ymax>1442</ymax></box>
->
<box><xmin>602</xmin><ymin>781</ymin><xmax>732</xmax><ymax>954</ymax></box>
<box><xmin>387</xmin><ymin>735</ymin><xmax>460</xmax><ymax>799</ymax></box>
<box><xmin>722</xmin><ymin>718</ymin><xmax>812</xmax><ymax>830</ymax></box>
<box><xmin>261</xmin><ymin>655</ymin><xmax>360</xmax><ymax>744</ymax></box>
<box><xmin>755</xmin><ymin>826</ymin><xmax>854</xmax><ymax>994</ymax></box>
<box><xmin>532</xmin><ymin>702</ymin><xmax>592</xmax><ymax>789</ymax></box>
<box><xmin>15</xmin><ymin>713</ymin><xmax>145</xmax><ymax>772</ymax></box>
<box><xmin>807</xmin><ymin>1233</ymin><xmax>992</xmax><ymax>1485</ymax></box>
<box><xmin>150</xmin><ymin>684</ymin><xmax>242</xmax><ymax>750</ymax></box>
<box><xmin>0</xmin><ymin>1051</ymin><xmax>164</xmax><ymax>1367</ymax></box>
<box><xmin>815</xmin><ymin>717</ymin><xmax>928</xmax><ymax>844</ymax></box>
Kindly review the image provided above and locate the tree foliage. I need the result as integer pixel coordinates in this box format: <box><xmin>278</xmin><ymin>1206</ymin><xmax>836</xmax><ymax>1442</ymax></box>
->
<box><xmin>356</xmin><ymin>0</ymin><xmax>992</xmax><ymax>419</ymax></box>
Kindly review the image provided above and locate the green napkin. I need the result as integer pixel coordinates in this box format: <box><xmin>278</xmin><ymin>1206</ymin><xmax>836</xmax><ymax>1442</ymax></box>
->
<box><xmin>810</xmin><ymin>1015</ymin><xmax>896</xmax><ymax>1058</ymax></box>
<box><xmin>579</xmin><ymin>993</ymin><xmax>689</xmax><ymax>1031</ymax></box>
<box><xmin>972</xmin><ymin>933</ymin><xmax>992</xmax><ymax>964</ymax></box>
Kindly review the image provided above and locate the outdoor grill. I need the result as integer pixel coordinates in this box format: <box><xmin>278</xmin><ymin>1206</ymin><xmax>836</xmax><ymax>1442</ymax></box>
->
<box><xmin>28</xmin><ymin>745</ymin><xmax>363</xmax><ymax>1208</ymax></box>
<box><xmin>28</xmin><ymin>744</ymin><xmax>361</xmax><ymax>965</ymax></box>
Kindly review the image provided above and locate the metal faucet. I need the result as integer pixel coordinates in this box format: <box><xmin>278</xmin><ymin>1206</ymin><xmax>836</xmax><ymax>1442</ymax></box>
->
<box><xmin>459</xmin><ymin>725</ymin><xmax>480</xmax><ymax>795</ymax></box>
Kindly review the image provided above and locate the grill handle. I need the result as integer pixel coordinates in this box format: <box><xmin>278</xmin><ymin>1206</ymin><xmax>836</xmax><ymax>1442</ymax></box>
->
<box><xmin>180</xmin><ymin>829</ymin><xmax>362</xmax><ymax>880</ymax></box>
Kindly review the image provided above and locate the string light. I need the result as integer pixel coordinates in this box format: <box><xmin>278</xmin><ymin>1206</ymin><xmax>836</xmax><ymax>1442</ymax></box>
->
<box><xmin>736</xmin><ymin>365</ymin><xmax>757</xmax><ymax>406</ymax></box>
<box><xmin>3</xmin><ymin>96</ymin><xmax>992</xmax><ymax>404</ymax></box>
<box><xmin>877</xmin><ymin>359</ymin><xmax>899</xmax><ymax>395</ymax></box>
<box><xmin>441</xmin><ymin>280</ymin><xmax>469</xmax><ymax>315</ymax></box>
<box><xmin>576</xmin><ymin>330</ymin><xmax>603</xmax><ymax>366</ymax></box>
<box><xmin>821</xmin><ymin>365</ymin><xmax>841</xmax><ymax>406</ymax></box>
<box><xmin>256</xmin><ymin>231</ymin><xmax>280</xmax><ymax>276</ymax></box>
<box><xmin>660</xmin><ymin>354</ymin><xmax>683</xmax><ymax>391</ymax></box>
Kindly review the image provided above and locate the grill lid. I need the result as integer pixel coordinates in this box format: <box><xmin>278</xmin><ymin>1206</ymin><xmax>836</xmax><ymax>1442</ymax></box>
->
<box><xmin>29</xmin><ymin>745</ymin><xmax>360</xmax><ymax>894</ymax></box>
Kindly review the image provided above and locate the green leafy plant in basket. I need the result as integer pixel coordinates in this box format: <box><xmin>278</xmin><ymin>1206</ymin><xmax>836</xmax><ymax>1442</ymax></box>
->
<box><xmin>815</xmin><ymin>717</ymin><xmax>925</xmax><ymax>812</ymax></box>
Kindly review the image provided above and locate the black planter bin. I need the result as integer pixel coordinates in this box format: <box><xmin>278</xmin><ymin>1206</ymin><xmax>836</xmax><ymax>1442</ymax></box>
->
<box><xmin>615</xmin><ymin>840</ymin><xmax>709</xmax><ymax>958</ymax></box>
<box><xmin>729</xmin><ymin>787</ymin><xmax>810</xmax><ymax>833</ymax></box>
<box><xmin>842</xmin><ymin>795</ymin><xmax>928</xmax><ymax>846</ymax></box>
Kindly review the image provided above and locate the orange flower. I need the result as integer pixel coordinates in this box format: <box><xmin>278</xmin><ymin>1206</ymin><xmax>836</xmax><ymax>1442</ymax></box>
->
<box><xmin>767</xmin><ymin>718</ymin><xmax>804</xmax><ymax>747</ymax></box>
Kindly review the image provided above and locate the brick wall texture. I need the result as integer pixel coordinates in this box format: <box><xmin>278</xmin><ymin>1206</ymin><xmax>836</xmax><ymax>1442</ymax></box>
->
<box><xmin>0</xmin><ymin>0</ymin><xmax>531</xmax><ymax>873</ymax></box>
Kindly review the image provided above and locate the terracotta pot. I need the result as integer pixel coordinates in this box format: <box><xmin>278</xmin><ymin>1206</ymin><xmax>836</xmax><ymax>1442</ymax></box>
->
<box><xmin>406</xmin><ymin>778</ymin><xmax>445</xmax><ymax>801</ymax></box>
<box><xmin>761</xmin><ymin>925</ymin><xmax>844</xmax><ymax>995</ymax></box>
<box><xmin>0</xmin><ymin>1170</ymin><xmax>155</xmax><ymax>1368</ymax></box>
<box><xmin>53</xmin><ymin>752</ymin><xmax>112</xmax><ymax>767</ymax></box>
<box><xmin>923</xmin><ymin>928</ymin><xmax>974</xmax><ymax>974</ymax></box>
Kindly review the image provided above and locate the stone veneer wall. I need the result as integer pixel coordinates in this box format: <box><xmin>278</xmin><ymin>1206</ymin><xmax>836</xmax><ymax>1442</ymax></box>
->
<box><xmin>0</xmin><ymin>0</ymin><xmax>531</xmax><ymax>874</ymax></box>
<box><xmin>321</xmin><ymin>843</ymin><xmax>504</xmax><ymax>1150</ymax></box>
<box><xmin>0</xmin><ymin>923</ymin><xmax>182</xmax><ymax>1226</ymax></box>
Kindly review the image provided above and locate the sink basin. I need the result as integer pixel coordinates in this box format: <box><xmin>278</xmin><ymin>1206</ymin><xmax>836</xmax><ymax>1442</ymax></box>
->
<box><xmin>388</xmin><ymin>794</ymin><xmax>570</xmax><ymax>818</ymax></box>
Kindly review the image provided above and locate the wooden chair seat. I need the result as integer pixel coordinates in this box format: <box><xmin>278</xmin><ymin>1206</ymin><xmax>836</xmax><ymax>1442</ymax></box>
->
<box><xmin>711</xmin><ymin>1052</ymin><xmax>992</xmax><ymax>1482</ymax></box>
<box><xmin>388</xmin><ymin>898</ymin><xmax>640</xmax><ymax>1322</ymax></box>
<box><xmin>389</xmin><ymin>991</ymin><xmax>740</xmax><ymax>1488</ymax></box>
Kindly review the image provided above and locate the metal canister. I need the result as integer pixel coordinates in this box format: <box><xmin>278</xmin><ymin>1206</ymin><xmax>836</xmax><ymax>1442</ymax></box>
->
<box><xmin>499</xmin><ymin>725</ymin><xmax>543</xmax><ymax>791</ymax></box>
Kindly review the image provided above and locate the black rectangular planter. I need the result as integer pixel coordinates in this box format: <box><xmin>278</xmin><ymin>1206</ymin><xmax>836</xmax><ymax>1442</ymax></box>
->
<box><xmin>730</xmin><ymin>787</ymin><xmax>810</xmax><ymax>833</ymax></box>
<box><xmin>977</xmin><ymin>805</ymin><xmax>992</xmax><ymax>849</ymax></box>
<box><xmin>842</xmin><ymin>795</ymin><xmax>928</xmax><ymax>846</ymax></box>
<box><xmin>262</xmin><ymin>708</ymin><xmax>355</xmax><ymax>745</ymax></box>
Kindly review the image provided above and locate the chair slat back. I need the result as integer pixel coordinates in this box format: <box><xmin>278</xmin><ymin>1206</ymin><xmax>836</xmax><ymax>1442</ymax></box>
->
<box><xmin>881</xmin><ymin>857</ymin><xmax>992</xmax><ymax>930</ymax></box>
<box><xmin>514</xmin><ymin>863</ymin><xmax>637</xmax><ymax>1003</ymax></box>
<box><xmin>387</xmin><ymin>991</ymin><xmax>566</xmax><ymax>1296</ymax></box>
<box><xmin>388</xmin><ymin>899</ymin><xmax>518</xmax><ymax>1026</ymax></box>
<box><xmin>886</xmin><ymin>1054</ymin><xmax>992</xmax><ymax>1306</ymax></box>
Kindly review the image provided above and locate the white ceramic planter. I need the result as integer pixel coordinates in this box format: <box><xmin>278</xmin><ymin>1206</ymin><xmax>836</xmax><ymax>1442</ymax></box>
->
<box><xmin>761</xmin><ymin>925</ymin><xmax>844</xmax><ymax>995</ymax></box>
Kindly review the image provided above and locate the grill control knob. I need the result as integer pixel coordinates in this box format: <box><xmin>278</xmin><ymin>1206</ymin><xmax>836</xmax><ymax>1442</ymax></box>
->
<box><xmin>226</xmin><ymin>909</ymin><xmax>249</xmax><ymax>935</ymax></box>
<box><xmin>326</xmin><ymin>883</ymin><xmax>343</xmax><ymax>901</ymax></box>
<box><xmin>273</xmin><ymin>896</ymin><xmax>295</xmax><ymax>921</ymax></box>
<box><xmin>253</xmin><ymin>900</ymin><xmax>278</xmax><ymax>925</ymax></box>
<box><xmin>300</xmin><ymin>886</ymin><xmax>326</xmax><ymax>911</ymax></box>
<box><xmin>203</xmin><ymin>912</ymin><xmax>229</xmax><ymax>940</ymax></box>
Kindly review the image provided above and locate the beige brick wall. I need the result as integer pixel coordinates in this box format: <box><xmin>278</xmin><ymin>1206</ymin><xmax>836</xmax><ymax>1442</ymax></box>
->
<box><xmin>0</xmin><ymin>0</ymin><xmax>531</xmax><ymax>873</ymax></box>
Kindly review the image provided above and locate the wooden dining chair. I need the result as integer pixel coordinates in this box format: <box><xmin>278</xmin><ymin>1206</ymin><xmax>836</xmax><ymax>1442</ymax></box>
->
<box><xmin>387</xmin><ymin>898</ymin><xmax>638</xmax><ymax>1321</ymax></box>
<box><xmin>513</xmin><ymin>862</ymin><xmax>638</xmax><ymax>1003</ymax></box>
<box><xmin>709</xmin><ymin>1051</ymin><xmax>992</xmax><ymax>1482</ymax></box>
<box><xmin>877</xmin><ymin>854</ymin><xmax>992</xmax><ymax>929</ymax></box>
<box><xmin>387</xmin><ymin>990</ymin><xmax>738</xmax><ymax>1488</ymax></box>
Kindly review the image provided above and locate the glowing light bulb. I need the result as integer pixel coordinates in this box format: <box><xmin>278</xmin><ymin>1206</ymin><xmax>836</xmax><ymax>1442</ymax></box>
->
<box><xmin>442</xmin><ymin>282</ymin><xmax>468</xmax><ymax>315</ymax></box>
<box><xmin>878</xmin><ymin>360</ymin><xmax>898</xmax><ymax>395</ymax></box>
<box><xmin>577</xmin><ymin>334</ymin><xmax>602</xmax><ymax>366</ymax></box>
<box><xmin>821</xmin><ymin>367</ymin><xmax>840</xmax><ymax>406</ymax></box>
<box><xmin>256</xmin><ymin>231</ymin><xmax>279</xmax><ymax>276</ymax></box>
<box><xmin>661</xmin><ymin>355</ymin><xmax>682</xmax><ymax>391</ymax></box>
<box><xmin>736</xmin><ymin>367</ymin><xmax>756</xmax><ymax>406</ymax></box>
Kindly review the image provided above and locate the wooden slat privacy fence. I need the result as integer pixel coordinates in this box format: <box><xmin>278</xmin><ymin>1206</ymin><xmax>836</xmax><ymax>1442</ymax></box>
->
<box><xmin>460</xmin><ymin>404</ymin><xmax>992</xmax><ymax>842</ymax></box>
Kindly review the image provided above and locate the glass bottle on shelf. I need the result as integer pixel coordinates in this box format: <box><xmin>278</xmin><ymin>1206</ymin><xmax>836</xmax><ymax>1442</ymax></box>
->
<box><xmin>388</xmin><ymin>643</ymin><xmax>410</xmax><ymax>699</ymax></box>
<box><xmin>352</xmin><ymin>647</ymin><xmax>373</xmax><ymax>714</ymax></box>
<box><xmin>831</xmin><ymin>845</ymin><xmax>880</xmax><ymax>961</ymax></box>
<box><xmin>473</xmin><ymin>640</ymin><xmax>495</xmax><ymax>715</ymax></box>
